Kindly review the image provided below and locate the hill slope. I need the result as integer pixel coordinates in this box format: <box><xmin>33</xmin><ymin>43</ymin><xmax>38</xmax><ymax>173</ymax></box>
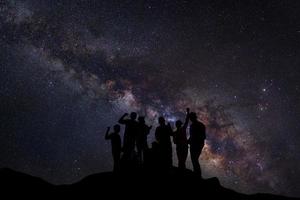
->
<box><xmin>0</xmin><ymin>168</ymin><xmax>297</xmax><ymax>199</ymax></box>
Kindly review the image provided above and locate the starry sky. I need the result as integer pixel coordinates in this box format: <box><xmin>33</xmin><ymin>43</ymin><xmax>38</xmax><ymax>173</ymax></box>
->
<box><xmin>1</xmin><ymin>0</ymin><xmax>300</xmax><ymax>197</ymax></box>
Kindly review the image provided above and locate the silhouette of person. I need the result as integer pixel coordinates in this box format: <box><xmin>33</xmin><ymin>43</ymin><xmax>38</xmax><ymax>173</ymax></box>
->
<box><xmin>105</xmin><ymin>125</ymin><xmax>121</xmax><ymax>172</ymax></box>
<box><xmin>173</xmin><ymin>108</ymin><xmax>190</xmax><ymax>170</ymax></box>
<box><xmin>136</xmin><ymin>116</ymin><xmax>152</xmax><ymax>165</ymax></box>
<box><xmin>155</xmin><ymin>116</ymin><xmax>173</xmax><ymax>169</ymax></box>
<box><xmin>118</xmin><ymin>112</ymin><xmax>139</xmax><ymax>161</ymax></box>
<box><xmin>188</xmin><ymin>112</ymin><xmax>206</xmax><ymax>176</ymax></box>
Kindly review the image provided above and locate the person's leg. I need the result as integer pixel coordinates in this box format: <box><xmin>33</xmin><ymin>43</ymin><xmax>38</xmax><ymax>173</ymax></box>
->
<box><xmin>190</xmin><ymin>146</ymin><xmax>201</xmax><ymax>174</ymax></box>
<box><xmin>113</xmin><ymin>151</ymin><xmax>120</xmax><ymax>172</ymax></box>
<box><xmin>177</xmin><ymin>147</ymin><xmax>182</xmax><ymax>169</ymax></box>
<box><xmin>168</xmin><ymin>146</ymin><xmax>173</xmax><ymax>168</ymax></box>
<box><xmin>177</xmin><ymin>146</ymin><xmax>186</xmax><ymax>169</ymax></box>
<box><xmin>182</xmin><ymin>145</ymin><xmax>188</xmax><ymax>169</ymax></box>
<box><xmin>192</xmin><ymin>142</ymin><xmax>205</xmax><ymax>175</ymax></box>
<box><xmin>141</xmin><ymin>141</ymin><xmax>149</xmax><ymax>164</ymax></box>
<box><xmin>162</xmin><ymin>147</ymin><xmax>172</xmax><ymax>169</ymax></box>
<box><xmin>137</xmin><ymin>145</ymin><xmax>142</xmax><ymax>165</ymax></box>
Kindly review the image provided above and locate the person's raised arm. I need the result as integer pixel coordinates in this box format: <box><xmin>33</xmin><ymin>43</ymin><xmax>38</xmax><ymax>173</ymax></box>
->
<box><xmin>183</xmin><ymin>108</ymin><xmax>190</xmax><ymax>129</ymax></box>
<box><xmin>105</xmin><ymin>127</ymin><xmax>111</xmax><ymax>140</ymax></box>
<box><xmin>118</xmin><ymin>113</ymin><xmax>128</xmax><ymax>124</ymax></box>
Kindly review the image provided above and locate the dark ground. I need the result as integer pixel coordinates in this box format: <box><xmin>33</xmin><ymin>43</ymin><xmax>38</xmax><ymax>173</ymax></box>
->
<box><xmin>0</xmin><ymin>167</ymin><xmax>298</xmax><ymax>199</ymax></box>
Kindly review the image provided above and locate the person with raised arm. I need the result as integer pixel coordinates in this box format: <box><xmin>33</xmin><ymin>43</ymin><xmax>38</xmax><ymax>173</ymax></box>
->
<box><xmin>173</xmin><ymin>108</ymin><xmax>190</xmax><ymax>170</ymax></box>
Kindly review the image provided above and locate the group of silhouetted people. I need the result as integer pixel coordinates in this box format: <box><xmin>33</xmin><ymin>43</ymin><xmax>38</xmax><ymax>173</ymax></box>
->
<box><xmin>104</xmin><ymin>108</ymin><xmax>206</xmax><ymax>176</ymax></box>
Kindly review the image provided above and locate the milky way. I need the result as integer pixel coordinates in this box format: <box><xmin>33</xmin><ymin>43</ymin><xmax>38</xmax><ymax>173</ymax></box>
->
<box><xmin>1</xmin><ymin>0</ymin><xmax>300</xmax><ymax>197</ymax></box>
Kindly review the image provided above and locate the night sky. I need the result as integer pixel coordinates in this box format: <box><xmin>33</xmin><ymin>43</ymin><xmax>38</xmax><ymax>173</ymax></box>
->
<box><xmin>1</xmin><ymin>0</ymin><xmax>300</xmax><ymax>197</ymax></box>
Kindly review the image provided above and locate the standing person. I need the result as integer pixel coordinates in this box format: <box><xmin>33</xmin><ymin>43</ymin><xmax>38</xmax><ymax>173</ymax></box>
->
<box><xmin>105</xmin><ymin>125</ymin><xmax>121</xmax><ymax>172</ymax></box>
<box><xmin>136</xmin><ymin>116</ymin><xmax>152</xmax><ymax>165</ymax></box>
<box><xmin>188</xmin><ymin>112</ymin><xmax>206</xmax><ymax>176</ymax></box>
<box><xmin>155</xmin><ymin>116</ymin><xmax>173</xmax><ymax>169</ymax></box>
<box><xmin>173</xmin><ymin>108</ymin><xmax>190</xmax><ymax>170</ymax></box>
<box><xmin>118</xmin><ymin>112</ymin><xmax>139</xmax><ymax>162</ymax></box>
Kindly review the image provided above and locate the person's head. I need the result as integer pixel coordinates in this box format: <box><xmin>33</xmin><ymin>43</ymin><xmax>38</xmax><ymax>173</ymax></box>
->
<box><xmin>175</xmin><ymin>120</ymin><xmax>183</xmax><ymax>129</ymax></box>
<box><xmin>130</xmin><ymin>112</ymin><xmax>137</xmax><ymax>120</ymax></box>
<box><xmin>189</xmin><ymin>112</ymin><xmax>198</xmax><ymax>123</ymax></box>
<box><xmin>158</xmin><ymin>116</ymin><xmax>165</xmax><ymax>126</ymax></box>
<box><xmin>138</xmin><ymin>116</ymin><xmax>145</xmax><ymax>124</ymax></box>
<box><xmin>113</xmin><ymin>124</ymin><xmax>121</xmax><ymax>133</ymax></box>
